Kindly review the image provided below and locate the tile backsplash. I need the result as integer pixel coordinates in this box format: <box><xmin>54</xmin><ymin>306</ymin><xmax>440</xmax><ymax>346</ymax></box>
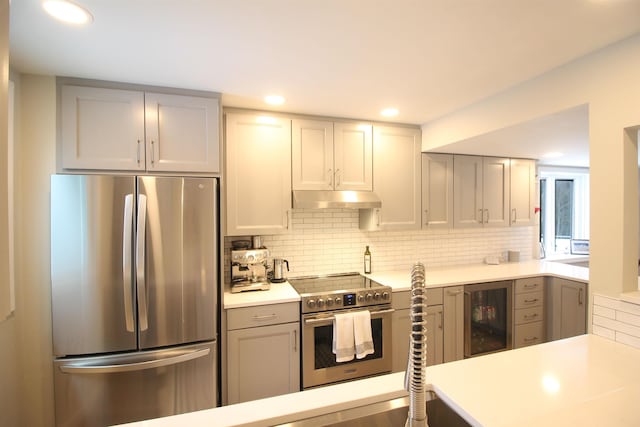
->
<box><xmin>225</xmin><ymin>209</ymin><xmax>535</xmax><ymax>282</ymax></box>
<box><xmin>592</xmin><ymin>294</ymin><xmax>640</xmax><ymax>349</ymax></box>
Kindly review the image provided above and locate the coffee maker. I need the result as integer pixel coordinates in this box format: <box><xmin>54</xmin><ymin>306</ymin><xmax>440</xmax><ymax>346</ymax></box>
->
<box><xmin>230</xmin><ymin>248</ymin><xmax>270</xmax><ymax>293</ymax></box>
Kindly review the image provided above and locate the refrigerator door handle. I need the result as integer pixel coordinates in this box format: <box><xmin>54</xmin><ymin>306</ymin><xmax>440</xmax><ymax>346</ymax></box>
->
<box><xmin>58</xmin><ymin>348</ymin><xmax>210</xmax><ymax>374</ymax></box>
<box><xmin>136</xmin><ymin>194</ymin><xmax>149</xmax><ymax>331</ymax></box>
<box><xmin>123</xmin><ymin>194</ymin><xmax>135</xmax><ymax>332</ymax></box>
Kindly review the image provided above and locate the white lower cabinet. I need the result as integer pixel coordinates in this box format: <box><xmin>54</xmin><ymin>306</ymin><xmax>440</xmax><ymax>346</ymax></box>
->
<box><xmin>226</xmin><ymin>303</ymin><xmax>300</xmax><ymax>404</ymax></box>
<box><xmin>513</xmin><ymin>277</ymin><xmax>546</xmax><ymax>348</ymax></box>
<box><xmin>547</xmin><ymin>278</ymin><xmax>587</xmax><ymax>341</ymax></box>
<box><xmin>392</xmin><ymin>288</ymin><xmax>443</xmax><ymax>372</ymax></box>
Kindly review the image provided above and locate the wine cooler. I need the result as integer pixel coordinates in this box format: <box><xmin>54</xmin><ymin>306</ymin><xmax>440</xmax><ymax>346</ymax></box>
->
<box><xmin>464</xmin><ymin>281</ymin><xmax>513</xmax><ymax>357</ymax></box>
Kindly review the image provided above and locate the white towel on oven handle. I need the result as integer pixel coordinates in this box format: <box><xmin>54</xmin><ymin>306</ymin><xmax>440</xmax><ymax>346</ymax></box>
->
<box><xmin>354</xmin><ymin>310</ymin><xmax>374</xmax><ymax>359</ymax></box>
<box><xmin>332</xmin><ymin>312</ymin><xmax>355</xmax><ymax>362</ymax></box>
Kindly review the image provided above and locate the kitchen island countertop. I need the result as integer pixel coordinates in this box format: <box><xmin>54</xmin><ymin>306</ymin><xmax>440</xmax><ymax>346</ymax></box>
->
<box><xmin>116</xmin><ymin>334</ymin><xmax>640</xmax><ymax>427</ymax></box>
<box><xmin>364</xmin><ymin>259</ymin><xmax>589</xmax><ymax>291</ymax></box>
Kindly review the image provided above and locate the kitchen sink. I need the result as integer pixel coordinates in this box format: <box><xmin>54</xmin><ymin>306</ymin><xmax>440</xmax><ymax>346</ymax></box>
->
<box><xmin>275</xmin><ymin>395</ymin><xmax>471</xmax><ymax>427</ymax></box>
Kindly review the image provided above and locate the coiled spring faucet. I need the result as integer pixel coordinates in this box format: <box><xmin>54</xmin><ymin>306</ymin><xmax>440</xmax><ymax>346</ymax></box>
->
<box><xmin>405</xmin><ymin>262</ymin><xmax>428</xmax><ymax>427</ymax></box>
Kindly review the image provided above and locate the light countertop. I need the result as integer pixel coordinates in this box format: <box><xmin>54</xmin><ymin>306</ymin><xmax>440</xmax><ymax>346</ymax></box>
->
<box><xmin>364</xmin><ymin>259</ymin><xmax>589</xmax><ymax>291</ymax></box>
<box><xmin>117</xmin><ymin>334</ymin><xmax>640</xmax><ymax>427</ymax></box>
<box><xmin>223</xmin><ymin>281</ymin><xmax>300</xmax><ymax>309</ymax></box>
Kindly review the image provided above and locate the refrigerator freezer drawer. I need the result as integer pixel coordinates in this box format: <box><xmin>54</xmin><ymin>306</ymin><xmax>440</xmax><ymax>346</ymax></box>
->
<box><xmin>53</xmin><ymin>341</ymin><xmax>217</xmax><ymax>427</ymax></box>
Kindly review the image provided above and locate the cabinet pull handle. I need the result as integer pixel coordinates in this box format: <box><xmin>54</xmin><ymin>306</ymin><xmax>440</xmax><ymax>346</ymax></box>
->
<box><xmin>523</xmin><ymin>313</ymin><xmax>538</xmax><ymax>320</ymax></box>
<box><xmin>136</xmin><ymin>140</ymin><xmax>141</xmax><ymax>164</ymax></box>
<box><xmin>252</xmin><ymin>314</ymin><xmax>277</xmax><ymax>322</ymax></box>
<box><xmin>439</xmin><ymin>311</ymin><xmax>443</xmax><ymax>329</ymax></box>
<box><xmin>478</xmin><ymin>209</ymin><xmax>483</xmax><ymax>224</ymax></box>
<box><xmin>328</xmin><ymin>168</ymin><xmax>333</xmax><ymax>188</ymax></box>
<box><xmin>579</xmin><ymin>288</ymin><xmax>584</xmax><ymax>305</ymax></box>
<box><xmin>524</xmin><ymin>336</ymin><xmax>538</xmax><ymax>342</ymax></box>
<box><xmin>524</xmin><ymin>284</ymin><xmax>538</xmax><ymax>289</ymax></box>
<box><xmin>524</xmin><ymin>298</ymin><xmax>539</xmax><ymax>304</ymax></box>
<box><xmin>424</xmin><ymin>209</ymin><xmax>429</xmax><ymax>226</ymax></box>
<box><xmin>284</xmin><ymin>210</ymin><xmax>290</xmax><ymax>229</ymax></box>
<box><xmin>336</xmin><ymin>169</ymin><xmax>341</xmax><ymax>187</ymax></box>
<box><xmin>150</xmin><ymin>140</ymin><xmax>155</xmax><ymax>165</ymax></box>
<box><xmin>376</xmin><ymin>209</ymin><xmax>381</xmax><ymax>227</ymax></box>
<box><xmin>484</xmin><ymin>209</ymin><xmax>489</xmax><ymax>224</ymax></box>
<box><xmin>293</xmin><ymin>330</ymin><xmax>298</xmax><ymax>352</ymax></box>
<box><xmin>511</xmin><ymin>208</ymin><xmax>517</xmax><ymax>224</ymax></box>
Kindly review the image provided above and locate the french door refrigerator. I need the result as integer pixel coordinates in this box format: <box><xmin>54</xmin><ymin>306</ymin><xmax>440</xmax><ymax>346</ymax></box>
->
<box><xmin>50</xmin><ymin>175</ymin><xmax>219</xmax><ymax>427</ymax></box>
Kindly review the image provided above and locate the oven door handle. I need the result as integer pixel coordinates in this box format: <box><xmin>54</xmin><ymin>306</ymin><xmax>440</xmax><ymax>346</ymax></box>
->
<box><xmin>304</xmin><ymin>308</ymin><xmax>395</xmax><ymax>324</ymax></box>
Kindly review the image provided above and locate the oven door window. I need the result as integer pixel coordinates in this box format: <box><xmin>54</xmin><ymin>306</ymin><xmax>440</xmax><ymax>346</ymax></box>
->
<box><xmin>313</xmin><ymin>318</ymin><xmax>383</xmax><ymax>369</ymax></box>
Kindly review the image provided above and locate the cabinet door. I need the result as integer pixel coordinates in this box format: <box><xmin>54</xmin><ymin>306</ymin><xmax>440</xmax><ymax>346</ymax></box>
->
<box><xmin>510</xmin><ymin>158</ymin><xmax>536</xmax><ymax>226</ymax></box>
<box><xmin>453</xmin><ymin>155</ymin><xmax>483</xmax><ymax>228</ymax></box>
<box><xmin>334</xmin><ymin>122</ymin><xmax>372</xmax><ymax>191</ymax></box>
<box><xmin>482</xmin><ymin>157</ymin><xmax>510</xmax><ymax>227</ymax></box>
<box><xmin>549</xmin><ymin>279</ymin><xmax>587</xmax><ymax>340</ymax></box>
<box><xmin>373</xmin><ymin>126</ymin><xmax>421</xmax><ymax>230</ymax></box>
<box><xmin>392</xmin><ymin>306</ymin><xmax>443</xmax><ymax>373</ymax></box>
<box><xmin>61</xmin><ymin>85</ymin><xmax>145</xmax><ymax>171</ymax></box>
<box><xmin>225</xmin><ymin>112</ymin><xmax>292</xmax><ymax>236</ymax></box>
<box><xmin>422</xmin><ymin>153</ymin><xmax>454</xmax><ymax>229</ymax></box>
<box><xmin>443</xmin><ymin>286</ymin><xmax>464</xmax><ymax>362</ymax></box>
<box><xmin>227</xmin><ymin>323</ymin><xmax>300</xmax><ymax>404</ymax></box>
<box><xmin>291</xmin><ymin>119</ymin><xmax>334</xmax><ymax>190</ymax></box>
<box><xmin>144</xmin><ymin>93</ymin><xmax>220</xmax><ymax>173</ymax></box>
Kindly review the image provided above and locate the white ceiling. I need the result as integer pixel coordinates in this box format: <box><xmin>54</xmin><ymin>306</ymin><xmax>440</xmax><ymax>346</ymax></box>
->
<box><xmin>9</xmin><ymin>0</ymin><xmax>640</xmax><ymax>166</ymax></box>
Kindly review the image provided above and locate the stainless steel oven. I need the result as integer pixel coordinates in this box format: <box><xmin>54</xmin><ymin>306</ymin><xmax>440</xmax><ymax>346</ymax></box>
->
<box><xmin>464</xmin><ymin>281</ymin><xmax>513</xmax><ymax>358</ymax></box>
<box><xmin>290</xmin><ymin>274</ymin><xmax>394</xmax><ymax>389</ymax></box>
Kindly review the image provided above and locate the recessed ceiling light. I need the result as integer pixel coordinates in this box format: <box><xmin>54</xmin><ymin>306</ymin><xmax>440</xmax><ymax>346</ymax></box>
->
<box><xmin>264</xmin><ymin>95</ymin><xmax>285</xmax><ymax>106</ymax></box>
<box><xmin>43</xmin><ymin>0</ymin><xmax>93</xmax><ymax>25</ymax></box>
<box><xmin>380</xmin><ymin>108</ymin><xmax>399</xmax><ymax>117</ymax></box>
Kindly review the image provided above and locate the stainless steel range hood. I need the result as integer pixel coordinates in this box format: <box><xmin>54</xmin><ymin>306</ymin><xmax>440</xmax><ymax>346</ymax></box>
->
<box><xmin>292</xmin><ymin>190</ymin><xmax>382</xmax><ymax>209</ymax></box>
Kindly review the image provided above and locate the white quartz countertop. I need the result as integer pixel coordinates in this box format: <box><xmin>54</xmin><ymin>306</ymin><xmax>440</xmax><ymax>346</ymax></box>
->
<box><xmin>117</xmin><ymin>334</ymin><xmax>640</xmax><ymax>427</ymax></box>
<box><xmin>364</xmin><ymin>259</ymin><xmax>589</xmax><ymax>291</ymax></box>
<box><xmin>223</xmin><ymin>281</ymin><xmax>300</xmax><ymax>309</ymax></box>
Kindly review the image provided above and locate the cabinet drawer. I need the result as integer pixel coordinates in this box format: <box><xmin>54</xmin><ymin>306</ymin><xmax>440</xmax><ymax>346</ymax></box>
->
<box><xmin>227</xmin><ymin>302</ymin><xmax>299</xmax><ymax>330</ymax></box>
<box><xmin>515</xmin><ymin>277</ymin><xmax>544</xmax><ymax>294</ymax></box>
<box><xmin>515</xmin><ymin>291</ymin><xmax>543</xmax><ymax>309</ymax></box>
<box><xmin>515</xmin><ymin>306</ymin><xmax>544</xmax><ymax>325</ymax></box>
<box><xmin>514</xmin><ymin>321</ymin><xmax>545</xmax><ymax>348</ymax></box>
<box><xmin>392</xmin><ymin>288</ymin><xmax>443</xmax><ymax>310</ymax></box>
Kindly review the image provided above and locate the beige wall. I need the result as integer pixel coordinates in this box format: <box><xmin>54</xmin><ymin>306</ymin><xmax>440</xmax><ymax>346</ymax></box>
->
<box><xmin>0</xmin><ymin>0</ymin><xmax>20</xmax><ymax>426</ymax></box>
<box><xmin>422</xmin><ymin>34</ymin><xmax>640</xmax><ymax>299</ymax></box>
<box><xmin>13</xmin><ymin>74</ymin><xmax>57</xmax><ymax>426</ymax></box>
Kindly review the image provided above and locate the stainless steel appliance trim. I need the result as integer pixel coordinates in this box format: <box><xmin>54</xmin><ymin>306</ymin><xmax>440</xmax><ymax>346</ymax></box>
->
<box><xmin>58</xmin><ymin>348</ymin><xmax>210</xmax><ymax>374</ymax></box>
<box><xmin>122</xmin><ymin>194</ymin><xmax>135</xmax><ymax>332</ymax></box>
<box><xmin>292</xmin><ymin>190</ymin><xmax>382</xmax><ymax>209</ymax></box>
<box><xmin>136</xmin><ymin>193</ymin><xmax>149</xmax><ymax>331</ymax></box>
<box><xmin>303</xmin><ymin>308</ymin><xmax>395</xmax><ymax>325</ymax></box>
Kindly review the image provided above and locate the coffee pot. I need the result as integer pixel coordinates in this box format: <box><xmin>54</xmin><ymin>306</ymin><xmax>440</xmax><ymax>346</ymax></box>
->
<box><xmin>272</xmin><ymin>257</ymin><xmax>289</xmax><ymax>283</ymax></box>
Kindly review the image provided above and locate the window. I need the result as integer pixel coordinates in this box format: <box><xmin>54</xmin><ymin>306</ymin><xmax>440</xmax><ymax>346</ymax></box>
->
<box><xmin>539</xmin><ymin>167</ymin><xmax>589</xmax><ymax>256</ymax></box>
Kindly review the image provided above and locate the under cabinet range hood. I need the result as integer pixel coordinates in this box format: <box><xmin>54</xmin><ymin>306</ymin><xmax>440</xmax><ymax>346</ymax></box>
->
<box><xmin>292</xmin><ymin>190</ymin><xmax>382</xmax><ymax>209</ymax></box>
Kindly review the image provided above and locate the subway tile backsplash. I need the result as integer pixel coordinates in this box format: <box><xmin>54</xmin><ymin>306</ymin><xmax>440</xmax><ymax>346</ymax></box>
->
<box><xmin>592</xmin><ymin>294</ymin><xmax>640</xmax><ymax>349</ymax></box>
<box><xmin>224</xmin><ymin>208</ymin><xmax>535</xmax><ymax>281</ymax></box>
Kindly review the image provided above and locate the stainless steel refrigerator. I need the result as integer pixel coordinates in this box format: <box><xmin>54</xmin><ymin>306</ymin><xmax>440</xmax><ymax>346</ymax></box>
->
<box><xmin>50</xmin><ymin>175</ymin><xmax>219</xmax><ymax>427</ymax></box>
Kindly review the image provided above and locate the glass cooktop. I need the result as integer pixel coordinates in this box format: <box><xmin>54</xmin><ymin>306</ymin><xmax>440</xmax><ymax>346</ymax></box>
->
<box><xmin>289</xmin><ymin>273</ymin><xmax>382</xmax><ymax>295</ymax></box>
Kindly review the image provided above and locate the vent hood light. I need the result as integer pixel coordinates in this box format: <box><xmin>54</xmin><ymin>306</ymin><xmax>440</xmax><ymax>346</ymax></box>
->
<box><xmin>292</xmin><ymin>190</ymin><xmax>381</xmax><ymax>209</ymax></box>
<box><xmin>43</xmin><ymin>0</ymin><xmax>93</xmax><ymax>25</ymax></box>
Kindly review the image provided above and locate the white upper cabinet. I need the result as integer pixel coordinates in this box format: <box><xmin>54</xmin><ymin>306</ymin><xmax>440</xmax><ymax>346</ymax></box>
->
<box><xmin>61</xmin><ymin>85</ymin><xmax>220</xmax><ymax>173</ymax></box>
<box><xmin>291</xmin><ymin>119</ymin><xmax>334</xmax><ymax>190</ymax></box>
<box><xmin>225</xmin><ymin>112</ymin><xmax>292</xmax><ymax>236</ymax></box>
<box><xmin>510</xmin><ymin>158</ymin><xmax>537</xmax><ymax>226</ymax></box>
<box><xmin>422</xmin><ymin>153</ymin><xmax>454</xmax><ymax>229</ymax></box>
<box><xmin>144</xmin><ymin>92</ymin><xmax>220</xmax><ymax>173</ymax></box>
<box><xmin>453</xmin><ymin>155</ymin><xmax>510</xmax><ymax>228</ymax></box>
<box><xmin>292</xmin><ymin>119</ymin><xmax>372</xmax><ymax>191</ymax></box>
<box><xmin>61</xmin><ymin>86</ymin><xmax>146</xmax><ymax>171</ymax></box>
<box><xmin>334</xmin><ymin>122</ymin><xmax>373</xmax><ymax>191</ymax></box>
<box><xmin>372</xmin><ymin>126</ymin><xmax>421</xmax><ymax>230</ymax></box>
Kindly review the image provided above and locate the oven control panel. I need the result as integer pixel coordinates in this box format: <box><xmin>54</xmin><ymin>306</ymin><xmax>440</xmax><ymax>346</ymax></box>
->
<box><xmin>301</xmin><ymin>289</ymin><xmax>391</xmax><ymax>313</ymax></box>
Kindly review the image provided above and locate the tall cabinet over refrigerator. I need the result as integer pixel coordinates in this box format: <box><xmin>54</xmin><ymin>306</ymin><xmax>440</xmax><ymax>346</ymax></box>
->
<box><xmin>50</xmin><ymin>175</ymin><xmax>219</xmax><ymax>427</ymax></box>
